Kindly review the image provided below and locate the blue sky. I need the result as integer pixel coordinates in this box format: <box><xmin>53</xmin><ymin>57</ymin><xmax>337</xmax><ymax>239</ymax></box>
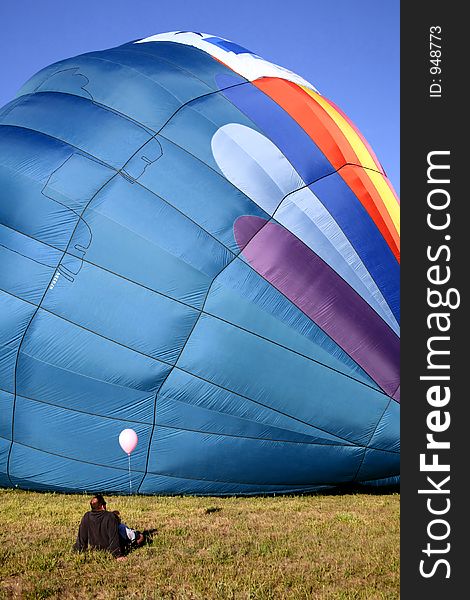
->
<box><xmin>0</xmin><ymin>0</ymin><xmax>399</xmax><ymax>192</ymax></box>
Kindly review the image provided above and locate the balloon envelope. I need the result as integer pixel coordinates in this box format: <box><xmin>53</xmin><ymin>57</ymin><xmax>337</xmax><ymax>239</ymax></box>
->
<box><xmin>119</xmin><ymin>429</ymin><xmax>138</xmax><ymax>455</ymax></box>
<box><xmin>0</xmin><ymin>31</ymin><xmax>399</xmax><ymax>495</ymax></box>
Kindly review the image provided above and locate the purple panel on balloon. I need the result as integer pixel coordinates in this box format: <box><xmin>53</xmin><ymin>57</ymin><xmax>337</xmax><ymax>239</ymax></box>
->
<box><xmin>234</xmin><ymin>215</ymin><xmax>400</xmax><ymax>400</ymax></box>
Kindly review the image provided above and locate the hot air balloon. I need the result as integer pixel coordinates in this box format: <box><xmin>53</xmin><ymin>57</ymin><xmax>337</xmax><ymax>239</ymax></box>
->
<box><xmin>0</xmin><ymin>32</ymin><xmax>399</xmax><ymax>494</ymax></box>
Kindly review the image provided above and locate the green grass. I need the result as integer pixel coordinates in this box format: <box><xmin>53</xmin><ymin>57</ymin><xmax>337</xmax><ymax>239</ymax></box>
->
<box><xmin>0</xmin><ymin>489</ymin><xmax>399</xmax><ymax>599</ymax></box>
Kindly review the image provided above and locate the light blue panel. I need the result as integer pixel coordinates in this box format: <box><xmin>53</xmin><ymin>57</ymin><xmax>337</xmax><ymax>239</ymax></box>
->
<box><xmin>41</xmin><ymin>261</ymin><xmax>199</xmax><ymax>363</ymax></box>
<box><xmin>8</xmin><ymin>442</ymin><xmax>145</xmax><ymax>493</ymax></box>
<box><xmin>0</xmin><ymin>163</ymin><xmax>78</xmax><ymax>251</ymax></box>
<box><xmin>41</xmin><ymin>152</ymin><xmax>115</xmax><ymax>213</ymax></box>
<box><xmin>0</xmin><ymin>123</ymin><xmax>72</xmax><ymax>185</ymax></box>
<box><xmin>22</xmin><ymin>309</ymin><xmax>168</xmax><ymax>389</ymax></box>
<box><xmin>16</xmin><ymin>40</ymin><xmax>247</xmax><ymax>136</ymax></box>
<box><xmin>210</xmin><ymin>121</ymin><xmax>300</xmax><ymax>215</ymax></box>
<box><xmin>16</xmin><ymin>351</ymin><xmax>164</xmax><ymax>425</ymax></box>
<box><xmin>0</xmin><ymin>234</ymin><xmax>56</xmax><ymax>304</ymax></box>
<box><xmin>0</xmin><ymin>127</ymin><xmax>114</xmax><ymax>251</ymax></box>
<box><xmin>160</xmin><ymin>90</ymin><xmax>257</xmax><ymax>174</ymax></box>
<box><xmin>1</xmin><ymin>92</ymin><xmax>151</xmax><ymax>170</ymax></box>
<box><xmin>206</xmin><ymin>258</ymin><xmax>380</xmax><ymax>388</ymax></box>
<box><xmin>0</xmin><ymin>127</ymin><xmax>79</xmax><ymax>249</ymax></box>
<box><xmin>178</xmin><ymin>313</ymin><xmax>390</xmax><ymax>446</ymax></box>
<box><xmin>13</xmin><ymin>395</ymin><xmax>151</xmax><ymax>471</ymax></box>
<box><xmin>71</xmin><ymin>174</ymin><xmax>232</xmax><ymax>309</ymax></box>
<box><xmin>0</xmin><ymin>389</ymin><xmax>14</xmax><ymax>439</ymax></box>
<box><xmin>366</xmin><ymin>400</ymin><xmax>400</xmax><ymax>453</ymax></box>
<box><xmin>22</xmin><ymin>61</ymin><xmax>175</xmax><ymax>131</ymax></box>
<box><xmin>146</xmin><ymin>426</ymin><xmax>363</xmax><ymax>485</ymax></box>
<box><xmin>220</xmin><ymin>76</ymin><xmax>334</xmax><ymax>191</ymax></box>
<box><xmin>0</xmin><ymin>224</ymin><xmax>60</xmax><ymax>268</ymax></box>
<box><xmin>159</xmin><ymin>369</ymin><xmax>353</xmax><ymax>445</ymax></box>
<box><xmin>0</xmin><ymin>437</ymin><xmax>10</xmax><ymax>487</ymax></box>
<box><xmin>115</xmin><ymin>41</ymin><xmax>247</xmax><ymax>90</ymax></box>
<box><xmin>87</xmin><ymin>46</ymin><xmax>214</xmax><ymax>100</ymax></box>
<box><xmin>0</xmin><ymin>291</ymin><xmax>36</xmax><ymax>394</ymax></box>
<box><xmin>138</xmin><ymin>136</ymin><xmax>269</xmax><ymax>253</ymax></box>
<box><xmin>17</xmin><ymin>53</ymin><xmax>209</xmax><ymax>133</ymax></box>
<box><xmin>156</xmin><ymin>395</ymin><xmax>354</xmax><ymax>446</ymax></box>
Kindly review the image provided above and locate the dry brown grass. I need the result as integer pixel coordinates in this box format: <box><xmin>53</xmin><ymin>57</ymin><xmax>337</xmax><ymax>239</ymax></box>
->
<box><xmin>0</xmin><ymin>489</ymin><xmax>399</xmax><ymax>599</ymax></box>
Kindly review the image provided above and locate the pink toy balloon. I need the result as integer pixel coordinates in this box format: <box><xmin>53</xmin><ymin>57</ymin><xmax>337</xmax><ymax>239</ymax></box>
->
<box><xmin>119</xmin><ymin>428</ymin><xmax>138</xmax><ymax>455</ymax></box>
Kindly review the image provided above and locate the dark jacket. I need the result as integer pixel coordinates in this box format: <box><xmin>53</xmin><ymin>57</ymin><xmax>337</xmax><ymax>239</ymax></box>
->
<box><xmin>74</xmin><ymin>509</ymin><xmax>122</xmax><ymax>557</ymax></box>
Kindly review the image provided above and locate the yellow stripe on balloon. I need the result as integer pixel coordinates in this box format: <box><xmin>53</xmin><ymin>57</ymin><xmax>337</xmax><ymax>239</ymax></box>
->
<box><xmin>300</xmin><ymin>86</ymin><xmax>400</xmax><ymax>236</ymax></box>
<box><xmin>367</xmin><ymin>170</ymin><xmax>400</xmax><ymax>235</ymax></box>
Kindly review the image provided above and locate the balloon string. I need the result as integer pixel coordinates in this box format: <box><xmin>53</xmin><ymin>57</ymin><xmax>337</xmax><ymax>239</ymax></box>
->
<box><xmin>128</xmin><ymin>453</ymin><xmax>132</xmax><ymax>495</ymax></box>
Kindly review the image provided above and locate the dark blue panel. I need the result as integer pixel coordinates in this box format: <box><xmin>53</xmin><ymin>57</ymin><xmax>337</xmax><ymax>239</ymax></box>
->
<box><xmin>365</xmin><ymin>400</ymin><xmax>400</xmax><ymax>453</ymax></box>
<box><xmin>358</xmin><ymin>475</ymin><xmax>400</xmax><ymax>488</ymax></box>
<box><xmin>146</xmin><ymin>426</ymin><xmax>363</xmax><ymax>486</ymax></box>
<box><xmin>139</xmin><ymin>472</ymin><xmax>335</xmax><ymax>495</ymax></box>
<box><xmin>355</xmin><ymin>447</ymin><xmax>400</xmax><ymax>482</ymax></box>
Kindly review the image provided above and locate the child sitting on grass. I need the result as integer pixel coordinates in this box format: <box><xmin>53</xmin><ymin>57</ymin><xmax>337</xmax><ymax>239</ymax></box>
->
<box><xmin>112</xmin><ymin>510</ymin><xmax>145</xmax><ymax>551</ymax></box>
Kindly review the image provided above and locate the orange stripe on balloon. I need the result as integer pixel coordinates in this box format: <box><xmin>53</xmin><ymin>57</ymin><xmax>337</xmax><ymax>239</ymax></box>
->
<box><xmin>340</xmin><ymin>165</ymin><xmax>400</xmax><ymax>261</ymax></box>
<box><xmin>253</xmin><ymin>77</ymin><xmax>399</xmax><ymax>254</ymax></box>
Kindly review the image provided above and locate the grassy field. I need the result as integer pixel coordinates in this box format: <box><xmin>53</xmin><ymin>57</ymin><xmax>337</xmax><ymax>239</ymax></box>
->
<box><xmin>0</xmin><ymin>489</ymin><xmax>399</xmax><ymax>599</ymax></box>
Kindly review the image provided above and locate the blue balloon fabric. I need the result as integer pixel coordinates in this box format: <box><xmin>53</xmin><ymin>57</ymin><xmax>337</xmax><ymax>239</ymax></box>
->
<box><xmin>0</xmin><ymin>32</ymin><xmax>399</xmax><ymax>494</ymax></box>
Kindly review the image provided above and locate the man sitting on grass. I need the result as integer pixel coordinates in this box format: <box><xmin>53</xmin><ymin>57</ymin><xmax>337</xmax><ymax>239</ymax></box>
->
<box><xmin>74</xmin><ymin>494</ymin><xmax>130</xmax><ymax>560</ymax></box>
